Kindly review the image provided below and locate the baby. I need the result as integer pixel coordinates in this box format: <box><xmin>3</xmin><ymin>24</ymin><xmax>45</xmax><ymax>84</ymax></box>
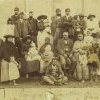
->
<box><xmin>26</xmin><ymin>42</ymin><xmax>41</xmax><ymax>61</ymax></box>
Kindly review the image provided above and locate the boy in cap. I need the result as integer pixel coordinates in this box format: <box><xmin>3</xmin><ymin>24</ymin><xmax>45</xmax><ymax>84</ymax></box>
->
<box><xmin>43</xmin><ymin>57</ymin><xmax>68</xmax><ymax>85</ymax></box>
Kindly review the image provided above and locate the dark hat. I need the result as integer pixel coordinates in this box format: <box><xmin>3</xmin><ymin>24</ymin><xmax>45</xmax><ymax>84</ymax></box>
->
<box><xmin>65</xmin><ymin>8</ymin><xmax>70</xmax><ymax>12</ymax></box>
<box><xmin>4</xmin><ymin>35</ymin><xmax>15</xmax><ymax>38</ymax></box>
<box><xmin>79</xmin><ymin>14</ymin><xmax>86</xmax><ymax>17</ymax></box>
<box><xmin>22</xmin><ymin>35</ymin><xmax>32</xmax><ymax>42</ymax></box>
<box><xmin>56</xmin><ymin>8</ymin><xmax>61</xmax><ymax>12</ymax></box>
<box><xmin>20</xmin><ymin>12</ymin><xmax>24</xmax><ymax>15</ymax></box>
<box><xmin>37</xmin><ymin>15</ymin><xmax>47</xmax><ymax>20</ymax></box>
<box><xmin>14</xmin><ymin>7</ymin><xmax>19</xmax><ymax>11</ymax></box>
<box><xmin>87</xmin><ymin>14</ymin><xmax>96</xmax><ymax>19</ymax></box>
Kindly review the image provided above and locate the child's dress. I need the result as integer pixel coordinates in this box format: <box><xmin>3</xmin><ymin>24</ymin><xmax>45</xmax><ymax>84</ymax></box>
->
<box><xmin>9</xmin><ymin>61</ymin><xmax>20</xmax><ymax>81</ymax></box>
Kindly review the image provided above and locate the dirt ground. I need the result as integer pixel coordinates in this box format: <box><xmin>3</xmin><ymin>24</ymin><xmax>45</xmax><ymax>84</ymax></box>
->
<box><xmin>0</xmin><ymin>76</ymin><xmax>100</xmax><ymax>88</ymax></box>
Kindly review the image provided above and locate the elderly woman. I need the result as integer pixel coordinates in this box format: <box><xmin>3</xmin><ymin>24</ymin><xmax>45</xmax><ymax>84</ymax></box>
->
<box><xmin>73</xmin><ymin>32</ymin><xmax>89</xmax><ymax>82</ymax></box>
<box><xmin>0</xmin><ymin>35</ymin><xmax>20</xmax><ymax>84</ymax></box>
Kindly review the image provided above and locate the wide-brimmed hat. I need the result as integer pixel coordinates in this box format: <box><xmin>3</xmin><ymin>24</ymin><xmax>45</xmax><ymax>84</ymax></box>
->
<box><xmin>87</xmin><ymin>14</ymin><xmax>96</xmax><ymax>19</ymax></box>
<box><xmin>37</xmin><ymin>15</ymin><xmax>47</xmax><ymax>20</ymax></box>
<box><xmin>22</xmin><ymin>35</ymin><xmax>32</xmax><ymax>42</ymax></box>
<box><xmin>4</xmin><ymin>35</ymin><xmax>15</xmax><ymax>38</ymax></box>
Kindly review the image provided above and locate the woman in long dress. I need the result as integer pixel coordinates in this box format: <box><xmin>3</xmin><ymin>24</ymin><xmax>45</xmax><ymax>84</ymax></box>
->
<box><xmin>0</xmin><ymin>35</ymin><xmax>19</xmax><ymax>85</ymax></box>
<box><xmin>73</xmin><ymin>33</ymin><xmax>89</xmax><ymax>82</ymax></box>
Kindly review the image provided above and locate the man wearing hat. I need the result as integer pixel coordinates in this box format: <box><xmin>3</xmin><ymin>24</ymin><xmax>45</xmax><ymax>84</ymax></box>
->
<box><xmin>27</xmin><ymin>11</ymin><xmax>38</xmax><ymax>46</ymax></box>
<box><xmin>61</xmin><ymin>8</ymin><xmax>74</xmax><ymax>39</ymax></box>
<box><xmin>11</xmin><ymin>7</ymin><xmax>20</xmax><ymax>25</ymax></box>
<box><xmin>78</xmin><ymin>14</ymin><xmax>87</xmax><ymax>32</ymax></box>
<box><xmin>43</xmin><ymin>57</ymin><xmax>68</xmax><ymax>85</ymax></box>
<box><xmin>87</xmin><ymin>14</ymin><xmax>99</xmax><ymax>34</ymax></box>
<box><xmin>51</xmin><ymin>9</ymin><xmax>63</xmax><ymax>53</ymax></box>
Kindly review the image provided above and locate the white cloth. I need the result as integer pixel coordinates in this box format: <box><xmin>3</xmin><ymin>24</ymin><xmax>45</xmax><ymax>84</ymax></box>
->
<box><xmin>9</xmin><ymin>61</ymin><xmax>20</xmax><ymax>80</ymax></box>
<box><xmin>37</xmin><ymin>30</ymin><xmax>52</xmax><ymax>50</ymax></box>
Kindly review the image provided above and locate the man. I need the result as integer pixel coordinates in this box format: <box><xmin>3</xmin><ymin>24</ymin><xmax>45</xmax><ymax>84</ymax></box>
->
<box><xmin>15</xmin><ymin>12</ymin><xmax>29</xmax><ymax>38</ymax></box>
<box><xmin>11</xmin><ymin>7</ymin><xmax>20</xmax><ymax>25</ymax></box>
<box><xmin>57</xmin><ymin>32</ymin><xmax>76</xmax><ymax>78</ymax></box>
<box><xmin>43</xmin><ymin>57</ymin><xmax>68</xmax><ymax>85</ymax></box>
<box><xmin>51</xmin><ymin>9</ymin><xmax>63</xmax><ymax>54</ymax></box>
<box><xmin>78</xmin><ymin>14</ymin><xmax>87</xmax><ymax>32</ymax></box>
<box><xmin>27</xmin><ymin>11</ymin><xmax>38</xmax><ymax>46</ymax></box>
<box><xmin>14</xmin><ymin>12</ymin><xmax>29</xmax><ymax>56</ymax></box>
<box><xmin>62</xmin><ymin>8</ymin><xmax>74</xmax><ymax>39</ymax></box>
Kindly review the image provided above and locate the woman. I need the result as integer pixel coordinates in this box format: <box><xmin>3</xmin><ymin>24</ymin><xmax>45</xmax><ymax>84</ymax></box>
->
<box><xmin>21</xmin><ymin>35</ymin><xmax>40</xmax><ymax>78</ymax></box>
<box><xmin>4</xmin><ymin>18</ymin><xmax>15</xmax><ymax>36</ymax></box>
<box><xmin>73</xmin><ymin>33</ymin><xmax>89</xmax><ymax>82</ymax></box>
<box><xmin>0</xmin><ymin>35</ymin><xmax>19</xmax><ymax>84</ymax></box>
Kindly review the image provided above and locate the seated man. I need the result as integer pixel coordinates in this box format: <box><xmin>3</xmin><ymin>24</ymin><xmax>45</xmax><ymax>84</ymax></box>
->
<box><xmin>43</xmin><ymin>57</ymin><xmax>68</xmax><ymax>85</ymax></box>
<box><xmin>57</xmin><ymin>32</ymin><xmax>76</xmax><ymax>78</ymax></box>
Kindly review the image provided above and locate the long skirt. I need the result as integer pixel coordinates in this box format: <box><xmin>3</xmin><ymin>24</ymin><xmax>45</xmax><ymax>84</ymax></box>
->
<box><xmin>26</xmin><ymin>60</ymin><xmax>40</xmax><ymax>74</ymax></box>
<box><xmin>1</xmin><ymin>60</ymin><xmax>9</xmax><ymax>82</ymax></box>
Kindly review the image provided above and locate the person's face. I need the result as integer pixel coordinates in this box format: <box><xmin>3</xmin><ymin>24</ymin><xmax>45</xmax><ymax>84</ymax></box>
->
<box><xmin>79</xmin><ymin>16</ymin><xmax>84</xmax><ymax>20</ymax></box>
<box><xmin>56</xmin><ymin>10</ymin><xmax>61</xmax><ymax>16</ymax></box>
<box><xmin>20</xmin><ymin>14</ymin><xmax>24</xmax><ymax>19</ymax></box>
<box><xmin>78</xmin><ymin>34</ymin><xmax>84</xmax><ymax>41</ymax></box>
<box><xmin>65</xmin><ymin>11</ymin><xmax>70</xmax><ymax>15</ymax></box>
<box><xmin>90</xmin><ymin>17</ymin><xmax>94</xmax><ymax>21</ymax></box>
<box><xmin>26</xmin><ymin>39</ymin><xmax>31</xmax><ymax>44</ymax></box>
<box><xmin>29</xmin><ymin>12</ymin><xmax>33</xmax><ymax>17</ymax></box>
<box><xmin>52</xmin><ymin>60</ymin><xmax>57</xmax><ymax>65</ymax></box>
<box><xmin>14</xmin><ymin>10</ymin><xmax>19</xmax><ymax>15</ymax></box>
<box><xmin>63</xmin><ymin>32</ymin><xmax>69</xmax><ymax>40</ymax></box>
<box><xmin>7</xmin><ymin>37</ymin><xmax>14</xmax><ymax>42</ymax></box>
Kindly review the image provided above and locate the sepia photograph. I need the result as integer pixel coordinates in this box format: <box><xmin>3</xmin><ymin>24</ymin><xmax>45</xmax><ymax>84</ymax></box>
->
<box><xmin>0</xmin><ymin>0</ymin><xmax>100</xmax><ymax>88</ymax></box>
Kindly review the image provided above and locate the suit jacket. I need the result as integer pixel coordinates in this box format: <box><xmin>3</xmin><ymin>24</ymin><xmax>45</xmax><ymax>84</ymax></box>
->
<box><xmin>14</xmin><ymin>19</ymin><xmax>29</xmax><ymax>38</ymax></box>
<box><xmin>27</xmin><ymin>17</ymin><xmax>38</xmax><ymax>36</ymax></box>
<box><xmin>51</xmin><ymin>15</ymin><xmax>63</xmax><ymax>35</ymax></box>
<box><xmin>57</xmin><ymin>38</ymin><xmax>73</xmax><ymax>55</ymax></box>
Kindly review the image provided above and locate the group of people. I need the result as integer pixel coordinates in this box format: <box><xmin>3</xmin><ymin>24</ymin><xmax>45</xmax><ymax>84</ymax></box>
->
<box><xmin>0</xmin><ymin>7</ymin><xmax>100</xmax><ymax>85</ymax></box>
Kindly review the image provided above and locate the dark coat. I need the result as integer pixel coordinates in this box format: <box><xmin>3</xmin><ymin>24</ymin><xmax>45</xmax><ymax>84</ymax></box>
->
<box><xmin>57</xmin><ymin>38</ymin><xmax>73</xmax><ymax>55</ymax></box>
<box><xmin>14</xmin><ymin>19</ymin><xmax>29</xmax><ymax>38</ymax></box>
<box><xmin>0</xmin><ymin>41</ymin><xmax>19</xmax><ymax>62</ymax></box>
<box><xmin>27</xmin><ymin>17</ymin><xmax>38</xmax><ymax>36</ymax></box>
<box><xmin>61</xmin><ymin>16</ymin><xmax>74</xmax><ymax>36</ymax></box>
<box><xmin>51</xmin><ymin>15</ymin><xmax>63</xmax><ymax>36</ymax></box>
<box><xmin>11</xmin><ymin>14</ymin><xmax>20</xmax><ymax>25</ymax></box>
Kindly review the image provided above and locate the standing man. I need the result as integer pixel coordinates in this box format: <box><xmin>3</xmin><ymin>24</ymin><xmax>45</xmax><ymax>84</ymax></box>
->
<box><xmin>51</xmin><ymin>9</ymin><xmax>63</xmax><ymax>54</ymax></box>
<box><xmin>27</xmin><ymin>11</ymin><xmax>38</xmax><ymax>46</ymax></box>
<box><xmin>62</xmin><ymin>8</ymin><xmax>74</xmax><ymax>39</ymax></box>
<box><xmin>11</xmin><ymin>7</ymin><xmax>20</xmax><ymax>25</ymax></box>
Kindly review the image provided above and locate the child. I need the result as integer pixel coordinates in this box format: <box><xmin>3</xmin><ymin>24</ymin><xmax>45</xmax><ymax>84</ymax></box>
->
<box><xmin>43</xmin><ymin>57</ymin><xmax>68</xmax><ymax>85</ymax></box>
<box><xmin>87</xmin><ymin>47</ymin><xmax>100</xmax><ymax>82</ymax></box>
<box><xmin>9</xmin><ymin>57</ymin><xmax>20</xmax><ymax>85</ymax></box>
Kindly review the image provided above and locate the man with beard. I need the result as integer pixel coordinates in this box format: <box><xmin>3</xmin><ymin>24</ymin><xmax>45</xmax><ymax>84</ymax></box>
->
<box><xmin>11</xmin><ymin>7</ymin><xmax>20</xmax><ymax>25</ymax></box>
<box><xmin>27</xmin><ymin>11</ymin><xmax>38</xmax><ymax>46</ymax></box>
<box><xmin>51</xmin><ymin>9</ymin><xmax>63</xmax><ymax>55</ymax></box>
